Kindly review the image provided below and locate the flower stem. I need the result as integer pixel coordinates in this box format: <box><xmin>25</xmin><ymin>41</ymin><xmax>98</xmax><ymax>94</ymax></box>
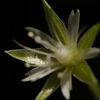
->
<box><xmin>88</xmin><ymin>83</ymin><xmax>100</xmax><ymax>100</ymax></box>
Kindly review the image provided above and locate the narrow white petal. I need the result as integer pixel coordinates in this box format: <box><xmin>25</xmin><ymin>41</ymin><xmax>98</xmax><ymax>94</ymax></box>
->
<box><xmin>61</xmin><ymin>67</ymin><xmax>72</xmax><ymax>100</ymax></box>
<box><xmin>68</xmin><ymin>9</ymin><xmax>80</xmax><ymax>44</ymax></box>
<box><xmin>62</xmin><ymin>80</ymin><xmax>70</xmax><ymax>99</ymax></box>
<box><xmin>25</xmin><ymin>67</ymin><xmax>46</xmax><ymax>76</ymax></box>
<box><xmin>69</xmin><ymin>76</ymin><xmax>72</xmax><ymax>91</ymax></box>
<box><xmin>85</xmin><ymin>47</ymin><xmax>100</xmax><ymax>59</ymax></box>
<box><xmin>25</xmin><ymin>63</ymin><xmax>57</xmax><ymax>76</ymax></box>
<box><xmin>22</xmin><ymin>65</ymin><xmax>60</xmax><ymax>82</ymax></box>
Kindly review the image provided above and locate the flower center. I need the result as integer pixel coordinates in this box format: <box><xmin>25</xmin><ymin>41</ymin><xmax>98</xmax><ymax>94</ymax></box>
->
<box><xmin>55</xmin><ymin>46</ymin><xmax>79</xmax><ymax>66</ymax></box>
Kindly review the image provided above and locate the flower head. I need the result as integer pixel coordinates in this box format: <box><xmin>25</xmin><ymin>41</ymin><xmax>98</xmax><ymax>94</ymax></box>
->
<box><xmin>5</xmin><ymin>0</ymin><xmax>100</xmax><ymax>100</ymax></box>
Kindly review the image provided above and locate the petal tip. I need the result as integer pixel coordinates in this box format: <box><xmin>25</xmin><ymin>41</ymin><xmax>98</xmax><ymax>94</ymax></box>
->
<box><xmin>25</xmin><ymin>27</ymin><xmax>32</xmax><ymax>31</ymax></box>
<box><xmin>21</xmin><ymin>78</ymin><xmax>29</xmax><ymax>82</ymax></box>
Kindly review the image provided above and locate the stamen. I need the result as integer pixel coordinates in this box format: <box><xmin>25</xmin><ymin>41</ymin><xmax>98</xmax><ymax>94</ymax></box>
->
<box><xmin>24</xmin><ymin>62</ymin><xmax>48</xmax><ymax>68</ymax></box>
<box><xmin>41</xmin><ymin>40</ymin><xmax>56</xmax><ymax>52</ymax></box>
<box><xmin>27</xmin><ymin>31</ymin><xmax>57</xmax><ymax>52</ymax></box>
<box><xmin>13</xmin><ymin>40</ymin><xmax>54</xmax><ymax>57</ymax></box>
<box><xmin>25</xmin><ymin>27</ymin><xmax>58</xmax><ymax>52</ymax></box>
<box><xmin>28</xmin><ymin>33</ymin><xmax>57</xmax><ymax>52</ymax></box>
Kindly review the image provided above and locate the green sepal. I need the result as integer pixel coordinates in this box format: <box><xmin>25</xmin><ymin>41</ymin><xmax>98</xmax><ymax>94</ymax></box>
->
<box><xmin>35</xmin><ymin>72</ymin><xmax>60</xmax><ymax>100</ymax></box>
<box><xmin>73</xmin><ymin>60</ymin><xmax>98</xmax><ymax>85</ymax></box>
<box><xmin>42</xmin><ymin>0</ymin><xmax>68</xmax><ymax>45</ymax></box>
<box><xmin>4</xmin><ymin>49</ymin><xmax>47</xmax><ymax>64</ymax></box>
<box><xmin>78</xmin><ymin>23</ymin><xmax>100</xmax><ymax>49</ymax></box>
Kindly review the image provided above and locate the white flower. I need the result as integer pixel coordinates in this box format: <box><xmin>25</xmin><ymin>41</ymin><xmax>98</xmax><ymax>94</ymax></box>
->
<box><xmin>5</xmin><ymin>0</ymin><xmax>100</xmax><ymax>100</ymax></box>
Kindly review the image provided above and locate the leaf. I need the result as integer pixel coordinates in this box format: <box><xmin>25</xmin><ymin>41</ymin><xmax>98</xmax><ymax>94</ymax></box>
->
<box><xmin>73</xmin><ymin>60</ymin><xmax>98</xmax><ymax>85</ymax></box>
<box><xmin>42</xmin><ymin>0</ymin><xmax>68</xmax><ymax>45</ymax></box>
<box><xmin>78</xmin><ymin>23</ymin><xmax>100</xmax><ymax>49</ymax></box>
<box><xmin>5</xmin><ymin>49</ymin><xmax>48</xmax><ymax>65</ymax></box>
<box><xmin>35</xmin><ymin>72</ymin><xmax>60</xmax><ymax>100</ymax></box>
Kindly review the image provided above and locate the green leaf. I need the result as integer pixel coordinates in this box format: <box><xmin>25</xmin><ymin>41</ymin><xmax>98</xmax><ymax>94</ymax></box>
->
<box><xmin>35</xmin><ymin>72</ymin><xmax>60</xmax><ymax>100</ymax></box>
<box><xmin>5</xmin><ymin>49</ymin><xmax>48</xmax><ymax>64</ymax></box>
<box><xmin>73</xmin><ymin>60</ymin><xmax>98</xmax><ymax>85</ymax></box>
<box><xmin>78</xmin><ymin>23</ymin><xmax>100</xmax><ymax>49</ymax></box>
<box><xmin>42</xmin><ymin>0</ymin><xmax>68</xmax><ymax>45</ymax></box>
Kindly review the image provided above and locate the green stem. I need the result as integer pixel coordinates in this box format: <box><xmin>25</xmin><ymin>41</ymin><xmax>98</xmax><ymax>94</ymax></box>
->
<box><xmin>88</xmin><ymin>83</ymin><xmax>100</xmax><ymax>100</ymax></box>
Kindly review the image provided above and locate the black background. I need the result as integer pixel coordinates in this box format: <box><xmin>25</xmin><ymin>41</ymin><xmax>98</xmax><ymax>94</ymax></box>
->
<box><xmin>2</xmin><ymin>0</ymin><xmax>100</xmax><ymax>100</ymax></box>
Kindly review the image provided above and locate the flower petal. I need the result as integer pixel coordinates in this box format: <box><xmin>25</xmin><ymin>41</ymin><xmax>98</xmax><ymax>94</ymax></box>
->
<box><xmin>78</xmin><ymin>22</ymin><xmax>100</xmax><ymax>49</ymax></box>
<box><xmin>25</xmin><ymin>62</ymin><xmax>58</xmax><ymax>76</ymax></box>
<box><xmin>42</xmin><ymin>0</ymin><xmax>68</xmax><ymax>45</ymax></box>
<box><xmin>73</xmin><ymin>60</ymin><xmax>98</xmax><ymax>85</ymax></box>
<box><xmin>5</xmin><ymin>49</ymin><xmax>52</xmax><ymax>65</ymax></box>
<box><xmin>85</xmin><ymin>48</ymin><xmax>100</xmax><ymax>59</ymax></box>
<box><xmin>35</xmin><ymin>72</ymin><xmax>60</xmax><ymax>100</ymax></box>
<box><xmin>22</xmin><ymin>64</ymin><xmax>60</xmax><ymax>82</ymax></box>
<box><xmin>68</xmin><ymin>9</ymin><xmax>80</xmax><ymax>45</ymax></box>
<box><xmin>61</xmin><ymin>67</ymin><xmax>72</xmax><ymax>100</ymax></box>
<box><xmin>25</xmin><ymin>27</ymin><xmax>57</xmax><ymax>52</ymax></box>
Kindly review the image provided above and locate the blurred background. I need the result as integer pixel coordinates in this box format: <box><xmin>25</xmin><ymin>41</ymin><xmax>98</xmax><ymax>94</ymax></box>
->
<box><xmin>2</xmin><ymin>0</ymin><xmax>100</xmax><ymax>100</ymax></box>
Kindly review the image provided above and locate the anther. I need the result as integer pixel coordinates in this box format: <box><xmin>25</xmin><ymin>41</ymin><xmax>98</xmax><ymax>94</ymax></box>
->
<box><xmin>24</xmin><ymin>63</ymin><xmax>31</xmax><ymax>68</ymax></box>
<box><xmin>28</xmin><ymin>31</ymin><xmax>34</xmax><ymax>37</ymax></box>
<box><xmin>35</xmin><ymin>36</ymin><xmax>41</xmax><ymax>43</ymax></box>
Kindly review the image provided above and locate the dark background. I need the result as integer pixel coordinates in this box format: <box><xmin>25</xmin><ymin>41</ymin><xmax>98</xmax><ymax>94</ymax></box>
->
<box><xmin>2</xmin><ymin>0</ymin><xmax>100</xmax><ymax>100</ymax></box>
